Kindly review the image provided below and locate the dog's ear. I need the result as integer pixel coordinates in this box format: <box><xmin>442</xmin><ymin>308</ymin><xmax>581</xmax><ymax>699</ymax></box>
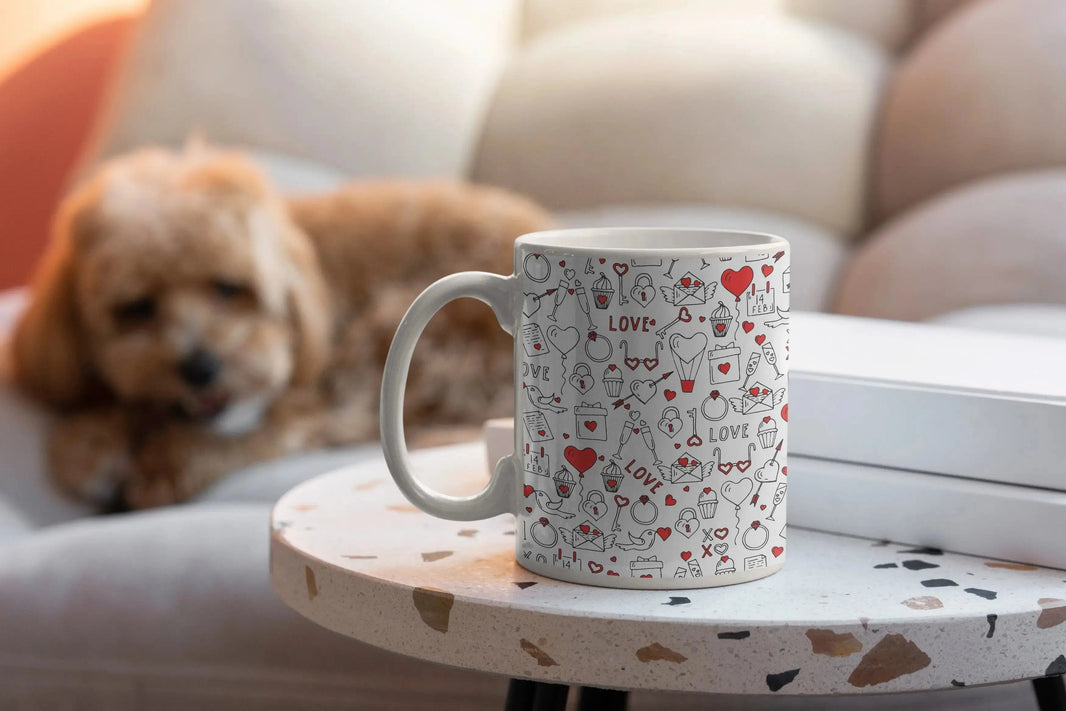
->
<box><xmin>10</xmin><ymin>186</ymin><xmax>99</xmax><ymax>407</ymax></box>
<box><xmin>282</xmin><ymin>225</ymin><xmax>332</xmax><ymax>386</ymax></box>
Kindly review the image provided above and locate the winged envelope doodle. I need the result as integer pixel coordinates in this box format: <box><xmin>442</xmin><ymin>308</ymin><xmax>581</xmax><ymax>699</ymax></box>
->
<box><xmin>660</xmin><ymin>272</ymin><xmax>715</xmax><ymax>306</ymax></box>
<box><xmin>560</xmin><ymin>521</ymin><xmax>617</xmax><ymax>552</ymax></box>
<box><xmin>728</xmin><ymin>381</ymin><xmax>786</xmax><ymax>415</ymax></box>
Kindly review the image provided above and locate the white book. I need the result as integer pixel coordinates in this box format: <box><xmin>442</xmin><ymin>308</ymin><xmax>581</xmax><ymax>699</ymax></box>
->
<box><xmin>788</xmin><ymin>454</ymin><xmax>1066</xmax><ymax>570</ymax></box>
<box><xmin>789</xmin><ymin>312</ymin><xmax>1066</xmax><ymax>491</ymax></box>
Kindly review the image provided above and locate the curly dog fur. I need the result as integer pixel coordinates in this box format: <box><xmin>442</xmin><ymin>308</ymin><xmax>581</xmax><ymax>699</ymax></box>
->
<box><xmin>9</xmin><ymin>145</ymin><xmax>550</xmax><ymax>508</ymax></box>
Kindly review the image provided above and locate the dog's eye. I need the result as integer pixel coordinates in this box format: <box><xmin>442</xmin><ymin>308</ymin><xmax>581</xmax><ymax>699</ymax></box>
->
<box><xmin>113</xmin><ymin>297</ymin><xmax>156</xmax><ymax>324</ymax></box>
<box><xmin>212</xmin><ymin>279</ymin><xmax>251</xmax><ymax>299</ymax></box>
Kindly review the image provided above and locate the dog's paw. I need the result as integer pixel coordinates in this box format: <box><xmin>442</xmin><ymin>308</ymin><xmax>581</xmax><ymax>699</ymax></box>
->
<box><xmin>122</xmin><ymin>476</ymin><xmax>180</xmax><ymax>510</ymax></box>
<box><xmin>48</xmin><ymin>413</ymin><xmax>133</xmax><ymax>508</ymax></box>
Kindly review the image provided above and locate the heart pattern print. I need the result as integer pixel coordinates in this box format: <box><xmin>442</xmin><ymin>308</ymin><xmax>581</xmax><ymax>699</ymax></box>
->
<box><xmin>517</xmin><ymin>247</ymin><xmax>790</xmax><ymax>588</ymax></box>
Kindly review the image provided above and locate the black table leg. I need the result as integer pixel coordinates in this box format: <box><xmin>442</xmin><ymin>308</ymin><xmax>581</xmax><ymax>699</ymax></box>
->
<box><xmin>532</xmin><ymin>682</ymin><xmax>569</xmax><ymax>711</ymax></box>
<box><xmin>1034</xmin><ymin>675</ymin><xmax>1066</xmax><ymax>711</ymax></box>
<box><xmin>505</xmin><ymin>679</ymin><xmax>536</xmax><ymax>711</ymax></box>
<box><xmin>578</xmin><ymin>685</ymin><xmax>629</xmax><ymax>711</ymax></box>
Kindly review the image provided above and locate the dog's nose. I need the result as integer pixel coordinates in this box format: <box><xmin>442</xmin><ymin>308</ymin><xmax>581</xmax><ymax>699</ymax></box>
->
<box><xmin>177</xmin><ymin>349</ymin><xmax>221</xmax><ymax>388</ymax></box>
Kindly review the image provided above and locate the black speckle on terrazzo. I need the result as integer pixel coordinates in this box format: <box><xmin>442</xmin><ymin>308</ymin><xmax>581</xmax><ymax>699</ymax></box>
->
<box><xmin>1046</xmin><ymin>655</ymin><xmax>1066</xmax><ymax>676</ymax></box>
<box><xmin>921</xmin><ymin>578</ymin><xmax>958</xmax><ymax>588</ymax></box>
<box><xmin>951</xmin><ymin>680</ymin><xmax>966</xmax><ymax>687</ymax></box>
<box><xmin>663</xmin><ymin>596</ymin><xmax>690</xmax><ymax>606</ymax></box>
<box><xmin>965</xmin><ymin>587</ymin><xmax>997</xmax><ymax>600</ymax></box>
<box><xmin>766</xmin><ymin>669</ymin><xmax>800</xmax><ymax>692</ymax></box>
<box><xmin>986</xmin><ymin>614</ymin><xmax>997</xmax><ymax>638</ymax></box>
<box><xmin>900</xmin><ymin>546</ymin><xmax>944</xmax><ymax>556</ymax></box>
<box><xmin>514</xmin><ymin>582</ymin><xmax>538</xmax><ymax>590</ymax></box>
<box><xmin>718</xmin><ymin>631</ymin><xmax>751</xmax><ymax>640</ymax></box>
<box><xmin>902</xmin><ymin>560</ymin><xmax>939</xmax><ymax>571</ymax></box>
<box><xmin>874</xmin><ymin>563</ymin><xmax>899</xmax><ymax>569</ymax></box>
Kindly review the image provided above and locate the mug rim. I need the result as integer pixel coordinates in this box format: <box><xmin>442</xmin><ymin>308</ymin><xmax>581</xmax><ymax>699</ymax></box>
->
<box><xmin>515</xmin><ymin>227</ymin><xmax>788</xmax><ymax>255</ymax></box>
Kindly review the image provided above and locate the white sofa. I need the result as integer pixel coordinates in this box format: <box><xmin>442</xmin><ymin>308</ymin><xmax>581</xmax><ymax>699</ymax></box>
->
<box><xmin>3</xmin><ymin>0</ymin><xmax>1064</xmax><ymax>708</ymax></box>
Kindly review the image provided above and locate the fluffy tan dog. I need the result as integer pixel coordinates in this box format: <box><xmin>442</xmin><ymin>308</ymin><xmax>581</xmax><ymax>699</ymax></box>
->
<box><xmin>9</xmin><ymin>146</ymin><xmax>549</xmax><ymax>508</ymax></box>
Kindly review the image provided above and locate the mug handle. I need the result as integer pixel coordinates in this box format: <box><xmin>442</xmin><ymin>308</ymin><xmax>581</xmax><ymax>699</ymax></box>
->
<box><xmin>380</xmin><ymin>272</ymin><xmax>517</xmax><ymax>520</ymax></box>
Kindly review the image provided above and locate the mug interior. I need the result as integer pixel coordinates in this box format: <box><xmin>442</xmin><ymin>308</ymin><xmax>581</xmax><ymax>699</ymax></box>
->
<box><xmin>516</xmin><ymin>227</ymin><xmax>787</xmax><ymax>255</ymax></box>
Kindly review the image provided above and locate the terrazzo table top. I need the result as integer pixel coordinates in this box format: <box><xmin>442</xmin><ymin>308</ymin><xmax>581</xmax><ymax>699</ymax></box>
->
<box><xmin>270</xmin><ymin>442</ymin><xmax>1066</xmax><ymax>696</ymax></box>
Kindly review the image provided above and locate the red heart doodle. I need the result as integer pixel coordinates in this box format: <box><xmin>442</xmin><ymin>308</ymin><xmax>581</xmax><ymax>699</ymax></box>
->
<box><xmin>664</xmin><ymin>390</ymin><xmax>677</xmax><ymax>401</ymax></box>
<box><xmin>613</xmin><ymin>263</ymin><xmax>629</xmax><ymax>277</ymax></box>
<box><xmin>704</xmin><ymin>487</ymin><xmax>712</xmax><ymax>494</ymax></box>
<box><xmin>525</xmin><ymin>507</ymin><xmax>533</xmax><ymax>513</ymax></box>
<box><xmin>681</xmin><ymin>551</ymin><xmax>692</xmax><ymax>561</ymax></box>
<box><xmin>772</xmin><ymin>546</ymin><xmax>784</xmax><ymax>558</ymax></box>
<box><xmin>678</xmin><ymin>307</ymin><xmax>692</xmax><ymax>323</ymax></box>
<box><xmin>624</xmin><ymin>356</ymin><xmax>640</xmax><ymax>370</ymax></box>
<box><xmin>607</xmin><ymin>364</ymin><xmax>618</xmax><ymax>371</ymax></box>
<box><xmin>736</xmin><ymin>459</ymin><xmax>752</xmax><ymax>473</ymax></box>
<box><xmin>559</xmin><ymin>260</ymin><xmax>566</xmax><ymax>267</ymax></box>
<box><xmin>607</xmin><ymin>570</ymin><xmax>619</xmax><ymax>576</ymax></box>
<box><xmin>523</xmin><ymin>485</ymin><xmax>534</xmax><ymax>497</ymax></box>
<box><xmin>599</xmin><ymin>258</ymin><xmax>606</xmax><ymax>264</ymax></box>
<box><xmin>762</xmin><ymin>264</ymin><xmax>774</xmax><ymax>277</ymax></box>
<box><xmin>665</xmin><ymin>495</ymin><xmax>677</xmax><ymax>506</ymax></box>
<box><xmin>782</xmin><ymin>466</ymin><xmax>788</xmax><ymax>476</ymax></box>
<box><xmin>715</xmin><ymin>323</ymin><xmax>726</xmax><ymax>333</ymax></box>
<box><xmin>597</xmin><ymin>295</ymin><xmax>608</xmax><ymax>305</ymax></box>
<box><xmin>718</xmin><ymin>462</ymin><xmax>733</xmax><ymax>475</ymax></box>
<box><xmin>580</xmin><ymin>523</ymin><xmax>590</xmax><ymax>533</ymax></box>
<box><xmin>656</xmin><ymin>527</ymin><xmax>672</xmax><ymax>541</ymax></box>
<box><xmin>678</xmin><ymin>457</ymin><xmax>689</xmax><ymax>467</ymax></box>
<box><xmin>538</xmin><ymin>430</ymin><xmax>546</xmax><ymax>436</ymax></box>
<box><xmin>558</xmin><ymin>485</ymin><xmax>569</xmax><ymax>494</ymax></box>
<box><xmin>750</xmin><ymin>387</ymin><xmax>760</xmax><ymax>396</ymax></box>
<box><xmin>584</xmin><ymin>421</ymin><xmax>598</xmax><ymax>432</ymax></box>
<box><xmin>610</xmin><ymin>556</ymin><xmax>617</xmax><ymax>562</ymax></box>
<box><xmin>714</xmin><ymin>528</ymin><xmax>729</xmax><ymax>539</ymax></box>
<box><xmin>588</xmin><ymin>561</ymin><xmax>604</xmax><ymax>574</ymax></box>
<box><xmin>534</xmin><ymin>343</ymin><xmax>541</xmax><ymax>350</ymax></box>
<box><xmin>563</xmin><ymin>434</ymin><xmax>570</xmax><ymax>439</ymax></box>
<box><xmin>721</xmin><ymin>266</ymin><xmax>754</xmax><ymax>301</ymax></box>
<box><xmin>641</xmin><ymin>574</ymin><xmax>652</xmax><ymax>578</ymax></box>
<box><xmin>761</xmin><ymin>505</ymin><xmax>767</xmax><ymax>510</ymax></box>
<box><xmin>781</xmin><ymin>404</ymin><xmax>788</xmax><ymax>421</ymax></box>
<box><xmin>763</xmin><ymin>416</ymin><xmax>771</xmax><ymax>423</ymax></box>
<box><xmin>606</xmin><ymin>479</ymin><xmax>618</xmax><ymax>488</ymax></box>
<box><xmin>681</xmin><ymin>277</ymin><xmax>691</xmax><ymax>287</ymax></box>
<box><xmin>718</xmin><ymin>362</ymin><xmax>731</xmax><ymax>374</ymax></box>
<box><xmin>742</xmin><ymin>321</ymin><xmax>755</xmax><ymax>333</ymax></box>
<box><xmin>751</xmin><ymin>521</ymin><xmax>760</xmax><ymax>529</ymax></box>
<box><xmin>643</xmin><ymin>358</ymin><xmax>659</xmax><ymax>370</ymax></box>
<box><xmin>674</xmin><ymin>443</ymin><xmax>681</xmax><ymax>449</ymax></box>
<box><xmin>755</xmin><ymin>334</ymin><xmax>766</xmax><ymax>345</ymax></box>
<box><xmin>599</xmin><ymin>456</ymin><xmax>605</xmax><ymax>461</ymax></box>
<box><xmin>710</xmin><ymin>390</ymin><xmax>720</xmax><ymax>399</ymax></box>
<box><xmin>699</xmin><ymin>316</ymin><xmax>706</xmax><ymax>322</ymax></box>
<box><xmin>721</xmin><ymin>556</ymin><xmax>730</xmax><ymax>562</ymax></box>
<box><xmin>614</xmin><ymin>495</ymin><xmax>630</xmax><ymax>507</ymax></box>
<box><xmin>683</xmin><ymin>486</ymin><xmax>690</xmax><ymax>492</ymax></box>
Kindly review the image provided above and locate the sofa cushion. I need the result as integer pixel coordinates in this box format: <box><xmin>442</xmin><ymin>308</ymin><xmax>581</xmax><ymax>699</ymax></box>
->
<box><xmin>88</xmin><ymin>0</ymin><xmax>522</xmax><ymax>179</ymax></box>
<box><xmin>473</xmin><ymin>10</ymin><xmax>888</xmax><ymax>237</ymax></box>
<box><xmin>874</xmin><ymin>0</ymin><xmax>1066</xmax><ymax>220</ymax></box>
<box><xmin>836</xmin><ymin>170</ymin><xmax>1066</xmax><ymax>321</ymax></box>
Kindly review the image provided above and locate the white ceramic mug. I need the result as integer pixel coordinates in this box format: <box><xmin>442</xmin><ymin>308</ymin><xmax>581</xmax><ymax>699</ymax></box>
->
<box><xmin>381</xmin><ymin>228</ymin><xmax>790</xmax><ymax>588</ymax></box>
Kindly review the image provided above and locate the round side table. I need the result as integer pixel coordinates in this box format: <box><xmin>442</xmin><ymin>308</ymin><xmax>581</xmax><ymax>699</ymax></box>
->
<box><xmin>270</xmin><ymin>443</ymin><xmax>1066</xmax><ymax>710</ymax></box>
